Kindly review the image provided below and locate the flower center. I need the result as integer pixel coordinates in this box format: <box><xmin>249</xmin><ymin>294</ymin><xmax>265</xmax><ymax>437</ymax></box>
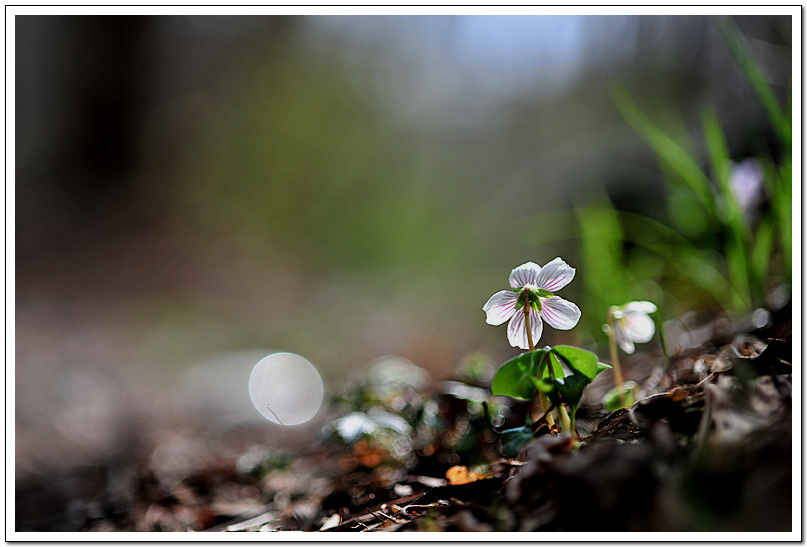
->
<box><xmin>609</xmin><ymin>306</ymin><xmax>625</xmax><ymax>320</ymax></box>
<box><xmin>521</xmin><ymin>284</ymin><xmax>543</xmax><ymax>312</ymax></box>
<box><xmin>525</xmin><ymin>283</ymin><xmax>554</xmax><ymax>300</ymax></box>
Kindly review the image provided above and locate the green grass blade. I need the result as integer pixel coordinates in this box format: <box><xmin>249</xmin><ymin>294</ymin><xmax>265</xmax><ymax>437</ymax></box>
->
<box><xmin>702</xmin><ymin>109</ymin><xmax>753</xmax><ymax>307</ymax></box>
<box><xmin>576</xmin><ymin>201</ymin><xmax>629</xmax><ymax>327</ymax></box>
<box><xmin>774</xmin><ymin>159</ymin><xmax>792</xmax><ymax>276</ymax></box>
<box><xmin>609</xmin><ymin>84</ymin><xmax>717</xmax><ymax>221</ymax></box>
<box><xmin>750</xmin><ymin>215</ymin><xmax>776</xmax><ymax>298</ymax></box>
<box><xmin>702</xmin><ymin>109</ymin><xmax>752</xmax><ymax>243</ymax></box>
<box><xmin>719</xmin><ymin>18</ymin><xmax>791</xmax><ymax>147</ymax></box>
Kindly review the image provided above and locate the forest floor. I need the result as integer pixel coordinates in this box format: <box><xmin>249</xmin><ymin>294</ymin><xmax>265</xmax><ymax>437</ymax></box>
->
<box><xmin>15</xmin><ymin>297</ymin><xmax>793</xmax><ymax>534</ymax></box>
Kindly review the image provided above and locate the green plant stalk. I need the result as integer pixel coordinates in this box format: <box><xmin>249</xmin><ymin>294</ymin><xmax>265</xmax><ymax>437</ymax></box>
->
<box><xmin>606</xmin><ymin>311</ymin><xmax>627</xmax><ymax>408</ymax></box>
<box><xmin>557</xmin><ymin>403</ymin><xmax>574</xmax><ymax>437</ymax></box>
<box><xmin>524</xmin><ymin>298</ymin><xmax>536</xmax><ymax>353</ymax></box>
<box><xmin>524</xmin><ymin>299</ymin><xmax>555</xmax><ymax>428</ymax></box>
<box><xmin>537</xmin><ymin>391</ymin><xmax>555</xmax><ymax>428</ymax></box>
<box><xmin>546</xmin><ymin>352</ymin><xmax>575</xmax><ymax>436</ymax></box>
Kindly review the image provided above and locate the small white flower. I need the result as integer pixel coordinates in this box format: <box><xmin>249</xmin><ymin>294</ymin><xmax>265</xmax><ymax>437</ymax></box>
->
<box><xmin>482</xmin><ymin>258</ymin><xmax>581</xmax><ymax>350</ymax></box>
<box><xmin>609</xmin><ymin>301</ymin><xmax>657</xmax><ymax>354</ymax></box>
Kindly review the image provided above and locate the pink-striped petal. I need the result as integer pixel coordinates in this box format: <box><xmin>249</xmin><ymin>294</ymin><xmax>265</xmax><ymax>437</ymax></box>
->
<box><xmin>528</xmin><ymin>307</ymin><xmax>544</xmax><ymax>346</ymax></box>
<box><xmin>534</xmin><ymin>257</ymin><xmax>576</xmax><ymax>292</ymax></box>
<box><xmin>539</xmin><ymin>296</ymin><xmax>581</xmax><ymax>330</ymax></box>
<box><xmin>508</xmin><ymin>262</ymin><xmax>542</xmax><ymax>289</ymax></box>
<box><xmin>482</xmin><ymin>290</ymin><xmax>519</xmax><ymax>326</ymax></box>
<box><xmin>506</xmin><ymin>307</ymin><xmax>543</xmax><ymax>350</ymax></box>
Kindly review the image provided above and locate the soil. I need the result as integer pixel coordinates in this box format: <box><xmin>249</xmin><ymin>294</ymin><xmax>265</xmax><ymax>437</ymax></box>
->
<box><xmin>14</xmin><ymin>300</ymin><xmax>793</xmax><ymax>534</ymax></box>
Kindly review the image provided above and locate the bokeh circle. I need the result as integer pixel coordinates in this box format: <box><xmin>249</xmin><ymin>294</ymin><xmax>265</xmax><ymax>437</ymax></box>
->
<box><xmin>248</xmin><ymin>352</ymin><xmax>324</xmax><ymax>426</ymax></box>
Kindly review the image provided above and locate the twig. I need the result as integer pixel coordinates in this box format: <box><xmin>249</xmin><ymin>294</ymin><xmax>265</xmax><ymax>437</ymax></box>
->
<box><xmin>365</xmin><ymin>507</ymin><xmax>399</xmax><ymax>524</ymax></box>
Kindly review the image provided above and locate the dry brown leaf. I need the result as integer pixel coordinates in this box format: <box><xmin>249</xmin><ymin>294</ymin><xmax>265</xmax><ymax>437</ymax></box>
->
<box><xmin>445</xmin><ymin>465</ymin><xmax>481</xmax><ymax>485</ymax></box>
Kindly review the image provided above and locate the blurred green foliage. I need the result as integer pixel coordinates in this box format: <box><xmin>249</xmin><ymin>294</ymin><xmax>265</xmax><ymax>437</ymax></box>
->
<box><xmin>528</xmin><ymin>18</ymin><xmax>792</xmax><ymax>338</ymax></box>
<box><xmin>162</xmin><ymin>39</ymin><xmax>503</xmax><ymax>370</ymax></box>
<box><xmin>153</xmin><ymin>17</ymin><xmax>789</xmax><ymax>362</ymax></box>
<box><xmin>172</xmin><ymin>47</ymin><xmax>470</xmax><ymax>280</ymax></box>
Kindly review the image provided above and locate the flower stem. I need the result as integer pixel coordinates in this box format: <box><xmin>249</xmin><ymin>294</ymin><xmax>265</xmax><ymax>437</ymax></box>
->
<box><xmin>523</xmin><ymin>301</ymin><xmax>535</xmax><ymax>352</ymax></box>
<box><xmin>606</xmin><ymin>310</ymin><xmax>627</xmax><ymax>408</ymax></box>
<box><xmin>537</xmin><ymin>393</ymin><xmax>555</xmax><ymax>427</ymax></box>
<box><xmin>525</xmin><ymin>302</ymin><xmax>554</xmax><ymax>427</ymax></box>
<box><xmin>557</xmin><ymin>404</ymin><xmax>573</xmax><ymax>436</ymax></box>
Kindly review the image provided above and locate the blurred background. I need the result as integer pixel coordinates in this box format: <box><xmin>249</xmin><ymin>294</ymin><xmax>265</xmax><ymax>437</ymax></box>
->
<box><xmin>14</xmin><ymin>13</ymin><xmax>792</xmax><ymax>510</ymax></box>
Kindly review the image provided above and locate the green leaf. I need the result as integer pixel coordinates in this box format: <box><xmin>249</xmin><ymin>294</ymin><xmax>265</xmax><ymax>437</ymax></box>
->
<box><xmin>602</xmin><ymin>381</ymin><xmax>640</xmax><ymax>412</ymax></box>
<box><xmin>491</xmin><ymin>350</ymin><xmax>547</xmax><ymax>400</ymax></box>
<box><xmin>533</xmin><ymin>376</ymin><xmax>564</xmax><ymax>408</ymax></box>
<box><xmin>534</xmin><ymin>288</ymin><xmax>554</xmax><ymax>298</ymax></box>
<box><xmin>551</xmin><ymin>345</ymin><xmax>608</xmax><ymax>381</ymax></box>
<box><xmin>540</xmin><ymin>348</ymin><xmax>613</xmax><ymax>425</ymax></box>
<box><xmin>596</xmin><ymin>362</ymin><xmax>612</xmax><ymax>375</ymax></box>
<box><xmin>500</xmin><ymin>424</ymin><xmax>534</xmax><ymax>458</ymax></box>
<box><xmin>552</xmin><ymin>371</ymin><xmax>590</xmax><ymax>410</ymax></box>
<box><xmin>532</xmin><ymin>376</ymin><xmax>556</xmax><ymax>394</ymax></box>
<box><xmin>546</xmin><ymin>351</ymin><xmax>564</xmax><ymax>379</ymax></box>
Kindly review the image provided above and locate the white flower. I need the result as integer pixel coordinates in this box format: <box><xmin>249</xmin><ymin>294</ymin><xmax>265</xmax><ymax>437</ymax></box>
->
<box><xmin>609</xmin><ymin>301</ymin><xmax>657</xmax><ymax>354</ymax></box>
<box><xmin>482</xmin><ymin>258</ymin><xmax>581</xmax><ymax>350</ymax></box>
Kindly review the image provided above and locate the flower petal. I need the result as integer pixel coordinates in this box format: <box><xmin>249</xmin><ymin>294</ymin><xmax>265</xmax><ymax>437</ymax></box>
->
<box><xmin>534</xmin><ymin>257</ymin><xmax>576</xmax><ymax>292</ymax></box>
<box><xmin>482</xmin><ymin>290</ymin><xmax>518</xmax><ymax>326</ymax></box>
<box><xmin>509</xmin><ymin>262</ymin><xmax>542</xmax><ymax>289</ymax></box>
<box><xmin>506</xmin><ymin>307</ymin><xmax>543</xmax><ymax>350</ymax></box>
<box><xmin>620</xmin><ymin>313</ymin><xmax>655</xmax><ymax>344</ymax></box>
<box><xmin>622</xmin><ymin>301</ymin><xmax>657</xmax><ymax>315</ymax></box>
<box><xmin>529</xmin><ymin>307</ymin><xmax>544</xmax><ymax>346</ymax></box>
<box><xmin>539</xmin><ymin>296</ymin><xmax>581</xmax><ymax>330</ymax></box>
<box><xmin>506</xmin><ymin>311</ymin><xmax>526</xmax><ymax>349</ymax></box>
<box><xmin>613</xmin><ymin>323</ymin><xmax>636</xmax><ymax>354</ymax></box>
